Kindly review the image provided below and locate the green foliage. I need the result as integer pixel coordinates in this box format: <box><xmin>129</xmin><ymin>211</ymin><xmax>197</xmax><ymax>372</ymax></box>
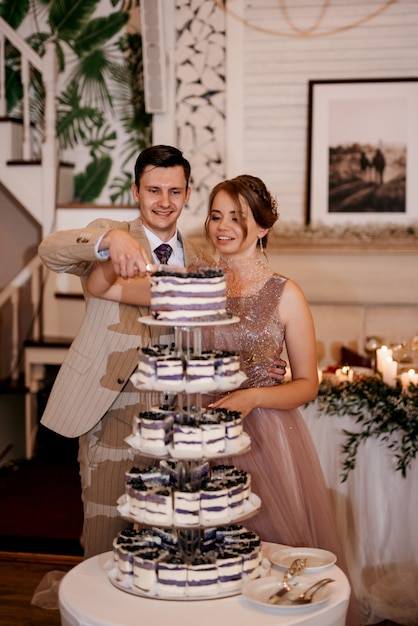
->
<box><xmin>48</xmin><ymin>0</ymin><xmax>99</xmax><ymax>41</ymax></box>
<box><xmin>84</xmin><ymin>122</ymin><xmax>117</xmax><ymax>159</ymax></box>
<box><xmin>2</xmin><ymin>0</ymin><xmax>151</xmax><ymax>203</ymax></box>
<box><xmin>109</xmin><ymin>171</ymin><xmax>133</xmax><ymax>204</ymax></box>
<box><xmin>72</xmin><ymin>13</ymin><xmax>129</xmax><ymax>56</ymax></box>
<box><xmin>313</xmin><ymin>375</ymin><xmax>418</xmax><ymax>482</ymax></box>
<box><xmin>110</xmin><ymin>32</ymin><xmax>152</xmax><ymax>171</ymax></box>
<box><xmin>70</xmin><ymin>47</ymin><xmax>119</xmax><ymax>109</ymax></box>
<box><xmin>28</xmin><ymin>32</ymin><xmax>66</xmax><ymax>72</ymax></box>
<box><xmin>74</xmin><ymin>154</ymin><xmax>112</xmax><ymax>202</ymax></box>
<box><xmin>0</xmin><ymin>0</ymin><xmax>30</xmax><ymax>28</ymax></box>
<box><xmin>56</xmin><ymin>80</ymin><xmax>104</xmax><ymax>150</ymax></box>
<box><xmin>5</xmin><ymin>64</ymin><xmax>23</xmax><ymax>115</ymax></box>
<box><xmin>2</xmin><ymin>40</ymin><xmax>22</xmax><ymax>114</ymax></box>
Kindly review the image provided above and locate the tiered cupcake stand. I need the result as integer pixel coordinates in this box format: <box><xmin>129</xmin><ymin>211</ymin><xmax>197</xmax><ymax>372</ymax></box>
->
<box><xmin>108</xmin><ymin>316</ymin><xmax>261</xmax><ymax>600</ymax></box>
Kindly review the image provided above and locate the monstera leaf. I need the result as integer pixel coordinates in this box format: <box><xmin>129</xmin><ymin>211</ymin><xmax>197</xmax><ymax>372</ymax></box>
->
<box><xmin>109</xmin><ymin>171</ymin><xmax>134</xmax><ymax>205</ymax></box>
<box><xmin>74</xmin><ymin>155</ymin><xmax>112</xmax><ymax>203</ymax></box>
<box><xmin>73</xmin><ymin>13</ymin><xmax>129</xmax><ymax>56</ymax></box>
<box><xmin>49</xmin><ymin>0</ymin><xmax>100</xmax><ymax>41</ymax></box>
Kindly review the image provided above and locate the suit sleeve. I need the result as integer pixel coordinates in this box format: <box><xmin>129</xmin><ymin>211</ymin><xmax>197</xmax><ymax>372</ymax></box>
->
<box><xmin>38</xmin><ymin>218</ymin><xmax>130</xmax><ymax>277</ymax></box>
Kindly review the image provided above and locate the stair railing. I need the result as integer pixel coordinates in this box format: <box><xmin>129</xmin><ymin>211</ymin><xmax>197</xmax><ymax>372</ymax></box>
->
<box><xmin>0</xmin><ymin>16</ymin><xmax>58</xmax><ymax>236</ymax></box>
<box><xmin>0</xmin><ymin>255</ymin><xmax>44</xmax><ymax>382</ymax></box>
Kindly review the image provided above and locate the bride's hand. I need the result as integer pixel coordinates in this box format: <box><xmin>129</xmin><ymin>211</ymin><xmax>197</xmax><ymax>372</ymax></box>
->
<box><xmin>207</xmin><ymin>388</ymin><xmax>258</xmax><ymax>419</ymax></box>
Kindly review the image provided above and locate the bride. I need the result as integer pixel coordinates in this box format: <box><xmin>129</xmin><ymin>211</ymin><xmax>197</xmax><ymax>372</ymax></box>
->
<box><xmin>86</xmin><ymin>174</ymin><xmax>361</xmax><ymax>625</ymax></box>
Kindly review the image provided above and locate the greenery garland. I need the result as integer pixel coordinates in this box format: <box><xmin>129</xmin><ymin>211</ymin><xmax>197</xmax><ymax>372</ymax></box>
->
<box><xmin>313</xmin><ymin>375</ymin><xmax>418</xmax><ymax>482</ymax></box>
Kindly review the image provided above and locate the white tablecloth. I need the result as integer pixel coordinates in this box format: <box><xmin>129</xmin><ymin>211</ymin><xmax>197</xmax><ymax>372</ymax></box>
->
<box><xmin>59</xmin><ymin>544</ymin><xmax>349</xmax><ymax>626</ymax></box>
<box><xmin>301</xmin><ymin>402</ymin><xmax>418</xmax><ymax>625</ymax></box>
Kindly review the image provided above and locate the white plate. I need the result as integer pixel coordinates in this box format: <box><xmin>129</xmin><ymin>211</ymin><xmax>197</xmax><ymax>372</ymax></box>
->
<box><xmin>138</xmin><ymin>315</ymin><xmax>240</xmax><ymax>328</ymax></box>
<box><xmin>271</xmin><ymin>547</ymin><xmax>336</xmax><ymax>572</ymax></box>
<box><xmin>242</xmin><ymin>574</ymin><xmax>333</xmax><ymax>614</ymax></box>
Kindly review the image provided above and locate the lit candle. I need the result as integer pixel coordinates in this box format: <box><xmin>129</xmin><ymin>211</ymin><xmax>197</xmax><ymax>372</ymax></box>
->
<box><xmin>382</xmin><ymin>356</ymin><xmax>397</xmax><ymax>387</ymax></box>
<box><xmin>401</xmin><ymin>368</ymin><xmax>418</xmax><ymax>391</ymax></box>
<box><xmin>335</xmin><ymin>366</ymin><xmax>353</xmax><ymax>383</ymax></box>
<box><xmin>342</xmin><ymin>365</ymin><xmax>354</xmax><ymax>382</ymax></box>
<box><xmin>376</xmin><ymin>346</ymin><xmax>392</xmax><ymax>374</ymax></box>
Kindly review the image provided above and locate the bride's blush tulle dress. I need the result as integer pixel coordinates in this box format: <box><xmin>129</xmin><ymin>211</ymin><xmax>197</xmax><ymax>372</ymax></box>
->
<box><xmin>203</xmin><ymin>274</ymin><xmax>362</xmax><ymax>625</ymax></box>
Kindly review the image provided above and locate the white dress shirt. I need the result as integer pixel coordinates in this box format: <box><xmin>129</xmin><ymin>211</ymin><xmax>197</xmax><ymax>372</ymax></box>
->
<box><xmin>144</xmin><ymin>226</ymin><xmax>184</xmax><ymax>267</ymax></box>
<box><xmin>95</xmin><ymin>226</ymin><xmax>185</xmax><ymax>267</ymax></box>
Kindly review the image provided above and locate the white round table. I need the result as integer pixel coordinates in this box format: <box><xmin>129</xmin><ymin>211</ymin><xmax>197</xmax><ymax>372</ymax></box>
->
<box><xmin>59</xmin><ymin>544</ymin><xmax>350</xmax><ymax>626</ymax></box>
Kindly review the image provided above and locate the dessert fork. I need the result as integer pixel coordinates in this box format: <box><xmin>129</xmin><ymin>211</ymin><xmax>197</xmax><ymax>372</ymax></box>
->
<box><xmin>288</xmin><ymin>577</ymin><xmax>335</xmax><ymax>604</ymax></box>
<box><xmin>268</xmin><ymin>558</ymin><xmax>307</xmax><ymax>603</ymax></box>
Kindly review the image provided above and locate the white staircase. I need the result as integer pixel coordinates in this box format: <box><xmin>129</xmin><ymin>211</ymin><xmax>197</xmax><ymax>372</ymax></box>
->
<box><xmin>0</xmin><ymin>17</ymin><xmax>74</xmax><ymax>234</ymax></box>
<box><xmin>0</xmin><ymin>17</ymin><xmax>77</xmax><ymax>461</ymax></box>
<box><xmin>0</xmin><ymin>119</ymin><xmax>74</xmax><ymax>224</ymax></box>
<box><xmin>0</xmin><ymin>16</ymin><xmax>73</xmax><ymax>373</ymax></box>
<box><xmin>0</xmin><ymin>17</ymin><xmax>136</xmax><ymax>461</ymax></box>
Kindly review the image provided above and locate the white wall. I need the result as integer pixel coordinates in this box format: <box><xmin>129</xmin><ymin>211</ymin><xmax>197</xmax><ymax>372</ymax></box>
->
<box><xmin>224</xmin><ymin>0</ymin><xmax>418</xmax><ymax>224</ymax></box>
<box><xmin>267</xmin><ymin>247</ymin><xmax>418</xmax><ymax>366</ymax></box>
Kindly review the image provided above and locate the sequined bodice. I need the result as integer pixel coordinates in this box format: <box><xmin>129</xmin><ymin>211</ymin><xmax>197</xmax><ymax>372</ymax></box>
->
<box><xmin>204</xmin><ymin>274</ymin><xmax>287</xmax><ymax>388</ymax></box>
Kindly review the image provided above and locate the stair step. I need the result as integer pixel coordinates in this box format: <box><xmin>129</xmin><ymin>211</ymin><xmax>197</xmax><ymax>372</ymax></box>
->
<box><xmin>24</xmin><ymin>337</ymin><xmax>72</xmax><ymax>349</ymax></box>
<box><xmin>0</xmin><ymin>116</ymin><xmax>23</xmax><ymax>123</ymax></box>
<box><xmin>54</xmin><ymin>292</ymin><xmax>84</xmax><ymax>300</ymax></box>
<box><xmin>7</xmin><ymin>159</ymin><xmax>74</xmax><ymax>168</ymax></box>
<box><xmin>0</xmin><ymin>374</ymin><xmax>26</xmax><ymax>394</ymax></box>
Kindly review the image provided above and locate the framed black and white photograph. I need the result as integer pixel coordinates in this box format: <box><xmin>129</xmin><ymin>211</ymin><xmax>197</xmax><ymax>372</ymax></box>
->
<box><xmin>306</xmin><ymin>78</ymin><xmax>418</xmax><ymax>225</ymax></box>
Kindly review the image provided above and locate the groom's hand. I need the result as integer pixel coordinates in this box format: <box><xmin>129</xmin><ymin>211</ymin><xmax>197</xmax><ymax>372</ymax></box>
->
<box><xmin>268</xmin><ymin>358</ymin><xmax>287</xmax><ymax>383</ymax></box>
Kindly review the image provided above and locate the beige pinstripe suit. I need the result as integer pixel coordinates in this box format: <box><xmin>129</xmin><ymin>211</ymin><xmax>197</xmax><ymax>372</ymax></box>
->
<box><xmin>39</xmin><ymin>216</ymin><xmax>212</xmax><ymax>438</ymax></box>
<box><xmin>38</xmin><ymin>217</ymin><xmax>212</xmax><ymax>557</ymax></box>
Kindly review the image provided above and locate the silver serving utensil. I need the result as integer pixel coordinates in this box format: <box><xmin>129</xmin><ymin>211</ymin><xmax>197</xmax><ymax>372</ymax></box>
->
<box><xmin>288</xmin><ymin>577</ymin><xmax>335</xmax><ymax>605</ymax></box>
<box><xmin>268</xmin><ymin>558</ymin><xmax>307</xmax><ymax>604</ymax></box>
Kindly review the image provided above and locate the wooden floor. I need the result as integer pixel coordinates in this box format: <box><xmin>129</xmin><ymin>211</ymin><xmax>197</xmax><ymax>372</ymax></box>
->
<box><xmin>0</xmin><ymin>551</ymin><xmax>82</xmax><ymax>626</ymax></box>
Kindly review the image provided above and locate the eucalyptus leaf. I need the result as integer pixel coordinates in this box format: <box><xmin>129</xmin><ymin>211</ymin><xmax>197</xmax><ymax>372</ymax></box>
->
<box><xmin>310</xmin><ymin>375</ymin><xmax>418</xmax><ymax>482</ymax></box>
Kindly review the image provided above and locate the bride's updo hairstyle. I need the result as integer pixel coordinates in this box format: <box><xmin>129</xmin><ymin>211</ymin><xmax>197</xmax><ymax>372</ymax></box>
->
<box><xmin>205</xmin><ymin>174</ymin><xmax>279</xmax><ymax>249</ymax></box>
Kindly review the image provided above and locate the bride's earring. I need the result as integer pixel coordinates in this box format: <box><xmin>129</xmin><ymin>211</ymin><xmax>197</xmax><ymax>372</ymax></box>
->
<box><xmin>258</xmin><ymin>237</ymin><xmax>264</xmax><ymax>254</ymax></box>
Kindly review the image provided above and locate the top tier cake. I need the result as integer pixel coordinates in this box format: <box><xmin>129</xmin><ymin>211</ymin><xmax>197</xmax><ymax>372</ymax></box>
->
<box><xmin>150</xmin><ymin>268</ymin><xmax>227</xmax><ymax>323</ymax></box>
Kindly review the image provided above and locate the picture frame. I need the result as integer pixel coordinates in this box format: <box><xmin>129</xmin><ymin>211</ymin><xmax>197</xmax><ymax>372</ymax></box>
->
<box><xmin>306</xmin><ymin>78</ymin><xmax>418</xmax><ymax>226</ymax></box>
